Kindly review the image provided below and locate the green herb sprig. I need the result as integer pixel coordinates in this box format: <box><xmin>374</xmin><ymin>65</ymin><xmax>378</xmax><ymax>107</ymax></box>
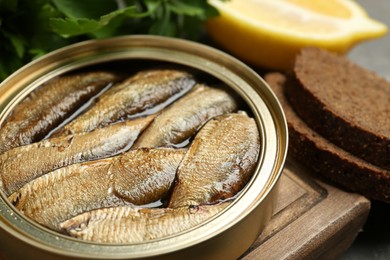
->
<box><xmin>0</xmin><ymin>0</ymin><xmax>220</xmax><ymax>81</ymax></box>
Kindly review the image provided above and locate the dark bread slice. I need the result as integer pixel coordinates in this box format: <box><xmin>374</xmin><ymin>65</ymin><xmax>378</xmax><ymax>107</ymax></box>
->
<box><xmin>285</xmin><ymin>47</ymin><xmax>390</xmax><ymax>170</ymax></box>
<box><xmin>265</xmin><ymin>72</ymin><xmax>390</xmax><ymax>203</ymax></box>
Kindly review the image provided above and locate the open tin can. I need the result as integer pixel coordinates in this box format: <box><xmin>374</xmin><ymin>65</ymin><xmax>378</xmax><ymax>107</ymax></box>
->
<box><xmin>0</xmin><ymin>35</ymin><xmax>287</xmax><ymax>259</ymax></box>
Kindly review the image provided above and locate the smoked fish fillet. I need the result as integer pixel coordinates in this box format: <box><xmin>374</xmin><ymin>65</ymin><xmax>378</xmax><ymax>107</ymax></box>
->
<box><xmin>133</xmin><ymin>84</ymin><xmax>239</xmax><ymax>148</ymax></box>
<box><xmin>0</xmin><ymin>71</ymin><xmax>120</xmax><ymax>153</ymax></box>
<box><xmin>9</xmin><ymin>148</ymin><xmax>186</xmax><ymax>230</ymax></box>
<box><xmin>60</xmin><ymin>202</ymin><xmax>230</xmax><ymax>243</ymax></box>
<box><xmin>168</xmin><ymin>112</ymin><xmax>260</xmax><ymax>208</ymax></box>
<box><xmin>0</xmin><ymin>115</ymin><xmax>154</xmax><ymax>196</ymax></box>
<box><xmin>56</xmin><ymin>69</ymin><xmax>196</xmax><ymax>135</ymax></box>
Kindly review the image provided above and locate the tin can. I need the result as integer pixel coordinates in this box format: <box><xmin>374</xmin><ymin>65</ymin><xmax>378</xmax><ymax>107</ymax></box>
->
<box><xmin>0</xmin><ymin>35</ymin><xmax>288</xmax><ymax>259</ymax></box>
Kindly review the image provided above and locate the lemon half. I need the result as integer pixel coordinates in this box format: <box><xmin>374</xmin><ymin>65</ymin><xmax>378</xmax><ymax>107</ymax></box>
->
<box><xmin>206</xmin><ymin>0</ymin><xmax>388</xmax><ymax>70</ymax></box>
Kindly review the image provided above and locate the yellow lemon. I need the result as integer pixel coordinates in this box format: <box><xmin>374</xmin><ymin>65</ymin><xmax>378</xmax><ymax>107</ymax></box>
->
<box><xmin>206</xmin><ymin>0</ymin><xmax>388</xmax><ymax>70</ymax></box>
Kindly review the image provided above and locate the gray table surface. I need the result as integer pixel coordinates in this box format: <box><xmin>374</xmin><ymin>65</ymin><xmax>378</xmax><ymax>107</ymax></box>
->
<box><xmin>341</xmin><ymin>0</ymin><xmax>390</xmax><ymax>259</ymax></box>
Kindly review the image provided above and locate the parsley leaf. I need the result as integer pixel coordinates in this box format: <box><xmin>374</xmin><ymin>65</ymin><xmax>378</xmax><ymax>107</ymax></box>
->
<box><xmin>0</xmin><ymin>0</ymin><xmax>220</xmax><ymax>81</ymax></box>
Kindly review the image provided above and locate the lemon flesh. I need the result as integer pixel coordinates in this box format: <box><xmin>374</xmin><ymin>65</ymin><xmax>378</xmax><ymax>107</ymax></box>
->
<box><xmin>206</xmin><ymin>0</ymin><xmax>388</xmax><ymax>70</ymax></box>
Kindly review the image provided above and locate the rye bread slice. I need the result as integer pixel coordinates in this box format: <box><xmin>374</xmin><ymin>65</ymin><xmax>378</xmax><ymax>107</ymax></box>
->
<box><xmin>285</xmin><ymin>47</ymin><xmax>390</xmax><ymax>170</ymax></box>
<box><xmin>265</xmin><ymin>72</ymin><xmax>390</xmax><ymax>203</ymax></box>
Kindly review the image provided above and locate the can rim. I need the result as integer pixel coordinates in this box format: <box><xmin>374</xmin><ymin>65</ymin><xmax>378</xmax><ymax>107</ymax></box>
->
<box><xmin>0</xmin><ymin>35</ymin><xmax>288</xmax><ymax>259</ymax></box>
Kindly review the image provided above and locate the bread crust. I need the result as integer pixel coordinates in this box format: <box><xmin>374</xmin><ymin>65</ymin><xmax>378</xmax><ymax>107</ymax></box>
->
<box><xmin>265</xmin><ymin>72</ymin><xmax>390</xmax><ymax>202</ymax></box>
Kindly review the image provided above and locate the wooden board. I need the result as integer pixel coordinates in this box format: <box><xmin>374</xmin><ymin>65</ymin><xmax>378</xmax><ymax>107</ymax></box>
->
<box><xmin>240</xmin><ymin>158</ymin><xmax>371</xmax><ymax>259</ymax></box>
